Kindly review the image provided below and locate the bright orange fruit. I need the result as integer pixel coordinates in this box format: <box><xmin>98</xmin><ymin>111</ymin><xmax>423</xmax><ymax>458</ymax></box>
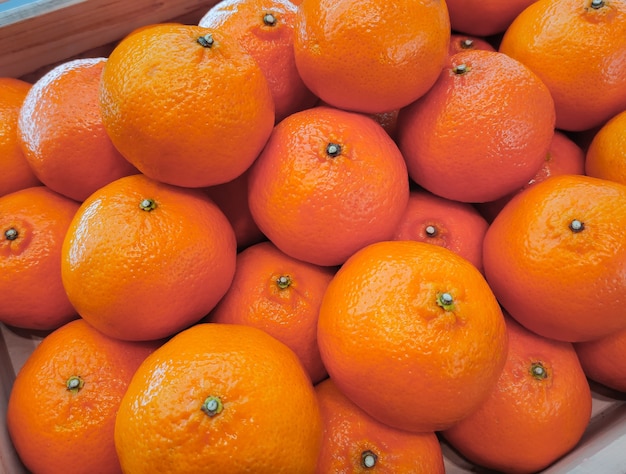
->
<box><xmin>317</xmin><ymin>240</ymin><xmax>508</xmax><ymax>433</ymax></box>
<box><xmin>0</xmin><ymin>186</ymin><xmax>79</xmax><ymax>330</ymax></box>
<box><xmin>575</xmin><ymin>326</ymin><xmax>626</xmax><ymax>393</ymax></box>
<box><xmin>61</xmin><ymin>174</ymin><xmax>237</xmax><ymax>341</ymax></box>
<box><xmin>99</xmin><ymin>23</ymin><xmax>275</xmax><ymax>188</ymax></box>
<box><xmin>115</xmin><ymin>323</ymin><xmax>323</xmax><ymax>473</ymax></box>
<box><xmin>397</xmin><ymin>49</ymin><xmax>555</xmax><ymax>203</ymax></box>
<box><xmin>0</xmin><ymin>78</ymin><xmax>41</xmax><ymax>198</ymax></box>
<box><xmin>247</xmin><ymin>105</ymin><xmax>409</xmax><ymax>266</ymax></box>
<box><xmin>18</xmin><ymin>58</ymin><xmax>138</xmax><ymax>202</ymax></box>
<box><xmin>483</xmin><ymin>174</ymin><xmax>626</xmax><ymax>342</ymax></box>
<box><xmin>443</xmin><ymin>315</ymin><xmax>592</xmax><ymax>474</ymax></box>
<box><xmin>315</xmin><ymin>378</ymin><xmax>445</xmax><ymax>473</ymax></box>
<box><xmin>198</xmin><ymin>0</ymin><xmax>318</xmax><ymax>122</ymax></box>
<box><xmin>293</xmin><ymin>0</ymin><xmax>450</xmax><ymax>113</ymax></box>
<box><xmin>207</xmin><ymin>241</ymin><xmax>335</xmax><ymax>384</ymax></box>
<box><xmin>585</xmin><ymin>109</ymin><xmax>626</xmax><ymax>186</ymax></box>
<box><xmin>392</xmin><ymin>188</ymin><xmax>489</xmax><ymax>273</ymax></box>
<box><xmin>7</xmin><ymin>319</ymin><xmax>159</xmax><ymax>474</ymax></box>
<box><xmin>499</xmin><ymin>0</ymin><xmax>626</xmax><ymax>131</ymax></box>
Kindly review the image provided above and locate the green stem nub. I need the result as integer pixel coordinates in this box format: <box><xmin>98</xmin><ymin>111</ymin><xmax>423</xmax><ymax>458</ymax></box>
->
<box><xmin>530</xmin><ymin>362</ymin><xmax>548</xmax><ymax>380</ymax></box>
<box><xmin>197</xmin><ymin>34</ymin><xmax>215</xmax><ymax>48</ymax></box>
<box><xmin>453</xmin><ymin>63</ymin><xmax>469</xmax><ymax>75</ymax></box>
<box><xmin>569</xmin><ymin>219</ymin><xmax>584</xmax><ymax>233</ymax></box>
<box><xmin>326</xmin><ymin>143</ymin><xmax>342</xmax><ymax>157</ymax></box>
<box><xmin>139</xmin><ymin>198</ymin><xmax>157</xmax><ymax>212</ymax></box>
<box><xmin>460</xmin><ymin>39</ymin><xmax>474</xmax><ymax>49</ymax></box>
<box><xmin>202</xmin><ymin>396</ymin><xmax>224</xmax><ymax>417</ymax></box>
<box><xmin>4</xmin><ymin>228</ymin><xmax>18</xmax><ymax>241</ymax></box>
<box><xmin>437</xmin><ymin>292</ymin><xmax>454</xmax><ymax>311</ymax></box>
<box><xmin>276</xmin><ymin>275</ymin><xmax>292</xmax><ymax>289</ymax></box>
<box><xmin>66</xmin><ymin>375</ymin><xmax>84</xmax><ymax>393</ymax></box>
<box><xmin>263</xmin><ymin>13</ymin><xmax>277</xmax><ymax>26</ymax></box>
<box><xmin>361</xmin><ymin>450</ymin><xmax>378</xmax><ymax>469</ymax></box>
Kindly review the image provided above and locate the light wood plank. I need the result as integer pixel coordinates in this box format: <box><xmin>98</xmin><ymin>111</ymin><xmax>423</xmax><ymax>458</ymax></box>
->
<box><xmin>0</xmin><ymin>0</ymin><xmax>221</xmax><ymax>78</ymax></box>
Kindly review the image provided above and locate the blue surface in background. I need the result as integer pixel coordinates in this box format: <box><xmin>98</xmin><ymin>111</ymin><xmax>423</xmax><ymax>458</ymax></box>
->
<box><xmin>0</xmin><ymin>0</ymin><xmax>42</xmax><ymax>14</ymax></box>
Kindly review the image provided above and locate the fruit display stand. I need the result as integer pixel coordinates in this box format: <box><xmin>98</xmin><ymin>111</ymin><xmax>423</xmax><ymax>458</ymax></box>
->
<box><xmin>1</xmin><ymin>1</ymin><xmax>626</xmax><ymax>472</ymax></box>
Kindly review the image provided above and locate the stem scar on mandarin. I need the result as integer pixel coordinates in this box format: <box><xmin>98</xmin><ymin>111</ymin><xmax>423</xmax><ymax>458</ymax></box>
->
<box><xmin>326</xmin><ymin>143</ymin><xmax>342</xmax><ymax>157</ymax></box>
<box><xmin>139</xmin><ymin>198</ymin><xmax>157</xmax><ymax>212</ymax></box>
<box><xmin>66</xmin><ymin>375</ymin><xmax>85</xmax><ymax>393</ymax></box>
<box><xmin>437</xmin><ymin>292</ymin><xmax>455</xmax><ymax>311</ymax></box>
<box><xmin>201</xmin><ymin>396</ymin><xmax>224</xmax><ymax>417</ymax></box>
<box><xmin>569</xmin><ymin>219</ymin><xmax>584</xmax><ymax>233</ymax></box>
<box><xmin>361</xmin><ymin>450</ymin><xmax>378</xmax><ymax>469</ymax></box>
<box><xmin>530</xmin><ymin>362</ymin><xmax>548</xmax><ymax>380</ymax></box>
<box><xmin>197</xmin><ymin>34</ymin><xmax>215</xmax><ymax>48</ymax></box>
<box><xmin>4</xmin><ymin>228</ymin><xmax>18</xmax><ymax>240</ymax></box>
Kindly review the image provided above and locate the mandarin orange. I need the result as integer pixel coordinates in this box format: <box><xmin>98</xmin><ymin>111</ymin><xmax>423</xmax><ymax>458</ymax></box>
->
<box><xmin>203</xmin><ymin>170</ymin><xmax>266</xmax><ymax>250</ymax></box>
<box><xmin>247</xmin><ymin>105</ymin><xmax>409</xmax><ymax>266</ymax></box>
<box><xmin>499</xmin><ymin>0</ymin><xmax>626</xmax><ymax>131</ymax></box>
<box><xmin>443</xmin><ymin>315</ymin><xmax>592</xmax><ymax>474</ymax></box>
<box><xmin>99</xmin><ymin>23</ymin><xmax>275</xmax><ymax>188</ymax></box>
<box><xmin>448</xmin><ymin>34</ymin><xmax>496</xmax><ymax>58</ymax></box>
<box><xmin>0</xmin><ymin>78</ymin><xmax>40</xmax><ymax>198</ymax></box>
<box><xmin>198</xmin><ymin>0</ymin><xmax>317</xmax><ymax>122</ymax></box>
<box><xmin>207</xmin><ymin>241</ymin><xmax>335</xmax><ymax>384</ymax></box>
<box><xmin>61</xmin><ymin>174</ymin><xmax>236</xmax><ymax>341</ymax></box>
<box><xmin>0</xmin><ymin>186</ymin><xmax>79</xmax><ymax>330</ymax></box>
<box><xmin>446</xmin><ymin>0</ymin><xmax>537</xmax><ymax>36</ymax></box>
<box><xmin>18</xmin><ymin>58</ymin><xmax>138</xmax><ymax>202</ymax></box>
<box><xmin>476</xmin><ymin>130</ymin><xmax>586</xmax><ymax>222</ymax></box>
<box><xmin>397</xmin><ymin>49</ymin><xmax>555</xmax><ymax>203</ymax></box>
<box><xmin>7</xmin><ymin>319</ymin><xmax>159</xmax><ymax>474</ymax></box>
<box><xmin>115</xmin><ymin>323</ymin><xmax>322</xmax><ymax>473</ymax></box>
<box><xmin>483</xmin><ymin>174</ymin><xmax>626</xmax><ymax>342</ymax></box>
<box><xmin>575</xmin><ymin>326</ymin><xmax>626</xmax><ymax>393</ymax></box>
<box><xmin>585</xmin><ymin>109</ymin><xmax>626</xmax><ymax>186</ymax></box>
<box><xmin>317</xmin><ymin>240</ymin><xmax>508</xmax><ymax>433</ymax></box>
<box><xmin>392</xmin><ymin>188</ymin><xmax>489</xmax><ymax>272</ymax></box>
<box><xmin>315</xmin><ymin>378</ymin><xmax>445</xmax><ymax>473</ymax></box>
<box><xmin>293</xmin><ymin>0</ymin><xmax>450</xmax><ymax>113</ymax></box>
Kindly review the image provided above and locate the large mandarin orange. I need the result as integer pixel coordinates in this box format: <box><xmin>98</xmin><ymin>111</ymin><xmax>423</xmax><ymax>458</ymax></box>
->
<box><xmin>315</xmin><ymin>378</ymin><xmax>445</xmax><ymax>473</ymax></box>
<box><xmin>483</xmin><ymin>174</ymin><xmax>626</xmax><ymax>342</ymax></box>
<box><xmin>446</xmin><ymin>0</ymin><xmax>538</xmax><ymax>36</ymax></box>
<box><xmin>585</xmin><ymin>109</ymin><xmax>626</xmax><ymax>186</ymax></box>
<box><xmin>499</xmin><ymin>0</ymin><xmax>626</xmax><ymax>131</ymax></box>
<box><xmin>7</xmin><ymin>319</ymin><xmax>159</xmax><ymax>474</ymax></box>
<box><xmin>575</xmin><ymin>326</ymin><xmax>626</xmax><ymax>393</ymax></box>
<box><xmin>99</xmin><ymin>23</ymin><xmax>275</xmax><ymax>188</ymax></box>
<box><xmin>443</xmin><ymin>315</ymin><xmax>592</xmax><ymax>474</ymax></box>
<box><xmin>392</xmin><ymin>188</ymin><xmax>489</xmax><ymax>273</ymax></box>
<box><xmin>115</xmin><ymin>323</ymin><xmax>323</xmax><ymax>473</ymax></box>
<box><xmin>0</xmin><ymin>186</ymin><xmax>79</xmax><ymax>330</ymax></box>
<box><xmin>207</xmin><ymin>241</ymin><xmax>334</xmax><ymax>384</ymax></box>
<box><xmin>317</xmin><ymin>240</ymin><xmax>508</xmax><ymax>433</ymax></box>
<box><xmin>247</xmin><ymin>105</ymin><xmax>409</xmax><ymax>266</ymax></box>
<box><xmin>397</xmin><ymin>49</ymin><xmax>555</xmax><ymax>203</ymax></box>
<box><xmin>476</xmin><ymin>129</ymin><xmax>586</xmax><ymax>222</ymax></box>
<box><xmin>18</xmin><ymin>58</ymin><xmax>138</xmax><ymax>202</ymax></box>
<box><xmin>61</xmin><ymin>174</ymin><xmax>237</xmax><ymax>341</ymax></box>
<box><xmin>293</xmin><ymin>0</ymin><xmax>450</xmax><ymax>114</ymax></box>
<box><xmin>198</xmin><ymin>0</ymin><xmax>318</xmax><ymax>123</ymax></box>
<box><xmin>0</xmin><ymin>78</ymin><xmax>41</xmax><ymax>197</ymax></box>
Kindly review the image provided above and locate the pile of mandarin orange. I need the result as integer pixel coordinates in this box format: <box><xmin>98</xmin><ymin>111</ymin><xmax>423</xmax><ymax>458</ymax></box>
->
<box><xmin>2</xmin><ymin>0</ymin><xmax>626</xmax><ymax>472</ymax></box>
